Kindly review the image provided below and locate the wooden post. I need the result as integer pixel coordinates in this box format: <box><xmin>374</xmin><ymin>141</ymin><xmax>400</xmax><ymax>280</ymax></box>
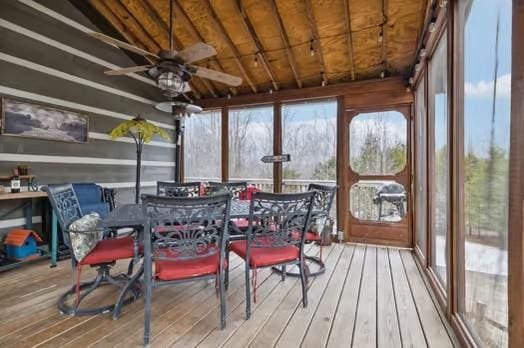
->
<box><xmin>336</xmin><ymin>96</ymin><xmax>347</xmax><ymax>242</ymax></box>
<box><xmin>221</xmin><ymin>107</ymin><xmax>229</xmax><ymax>182</ymax></box>
<box><xmin>509</xmin><ymin>1</ymin><xmax>524</xmax><ymax>346</ymax></box>
<box><xmin>273</xmin><ymin>102</ymin><xmax>282</xmax><ymax>193</ymax></box>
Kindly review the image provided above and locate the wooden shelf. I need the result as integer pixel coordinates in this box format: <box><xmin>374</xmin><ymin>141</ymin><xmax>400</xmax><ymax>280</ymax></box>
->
<box><xmin>0</xmin><ymin>175</ymin><xmax>35</xmax><ymax>181</ymax></box>
<box><xmin>0</xmin><ymin>191</ymin><xmax>47</xmax><ymax>200</ymax></box>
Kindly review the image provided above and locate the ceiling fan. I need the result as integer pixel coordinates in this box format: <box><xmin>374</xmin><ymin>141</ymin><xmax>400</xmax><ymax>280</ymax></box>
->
<box><xmin>88</xmin><ymin>0</ymin><xmax>242</xmax><ymax>98</ymax></box>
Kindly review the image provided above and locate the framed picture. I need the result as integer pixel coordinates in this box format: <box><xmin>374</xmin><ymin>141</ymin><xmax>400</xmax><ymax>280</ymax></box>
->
<box><xmin>0</xmin><ymin>98</ymin><xmax>89</xmax><ymax>143</ymax></box>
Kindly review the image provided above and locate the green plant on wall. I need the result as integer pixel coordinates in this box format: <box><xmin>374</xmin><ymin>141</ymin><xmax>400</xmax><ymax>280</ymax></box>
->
<box><xmin>109</xmin><ymin>115</ymin><xmax>171</xmax><ymax>203</ymax></box>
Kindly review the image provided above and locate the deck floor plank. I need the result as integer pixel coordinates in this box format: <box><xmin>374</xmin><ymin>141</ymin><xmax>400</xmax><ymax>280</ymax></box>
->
<box><xmin>352</xmin><ymin>246</ymin><xmax>377</xmax><ymax>348</ymax></box>
<box><xmin>0</xmin><ymin>244</ymin><xmax>457</xmax><ymax>348</ymax></box>
<box><xmin>389</xmin><ymin>248</ymin><xmax>428</xmax><ymax>348</ymax></box>
<box><xmin>377</xmin><ymin>247</ymin><xmax>402</xmax><ymax>348</ymax></box>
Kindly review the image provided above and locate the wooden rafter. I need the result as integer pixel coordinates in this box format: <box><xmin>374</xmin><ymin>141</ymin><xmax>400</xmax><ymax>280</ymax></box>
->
<box><xmin>380</xmin><ymin>0</ymin><xmax>388</xmax><ymax>77</ymax></box>
<box><xmin>304</xmin><ymin>0</ymin><xmax>327</xmax><ymax>86</ymax></box>
<box><xmin>203</xmin><ymin>0</ymin><xmax>257</xmax><ymax>93</ymax></box>
<box><xmin>170</xmin><ymin>0</ymin><xmax>238</xmax><ymax>96</ymax></box>
<box><xmin>137</xmin><ymin>0</ymin><xmax>216</xmax><ymax>98</ymax></box>
<box><xmin>89</xmin><ymin>0</ymin><xmax>148</xmax><ymax>53</ymax></box>
<box><xmin>343</xmin><ymin>0</ymin><xmax>356</xmax><ymax>81</ymax></box>
<box><xmin>235</xmin><ymin>0</ymin><xmax>279</xmax><ymax>91</ymax></box>
<box><xmin>268</xmin><ymin>0</ymin><xmax>302</xmax><ymax>88</ymax></box>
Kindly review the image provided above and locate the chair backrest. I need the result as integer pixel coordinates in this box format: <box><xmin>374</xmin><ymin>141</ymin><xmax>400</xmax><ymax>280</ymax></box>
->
<box><xmin>157</xmin><ymin>181</ymin><xmax>201</xmax><ymax>198</ymax></box>
<box><xmin>45</xmin><ymin>184</ymin><xmax>83</xmax><ymax>247</ymax></box>
<box><xmin>207</xmin><ymin>181</ymin><xmax>247</xmax><ymax>199</ymax></box>
<box><xmin>142</xmin><ymin>193</ymin><xmax>231</xmax><ymax>265</ymax></box>
<box><xmin>247</xmin><ymin>191</ymin><xmax>315</xmax><ymax>250</ymax></box>
<box><xmin>72</xmin><ymin>183</ymin><xmax>110</xmax><ymax>218</ymax></box>
<box><xmin>308</xmin><ymin>183</ymin><xmax>337</xmax><ymax>216</ymax></box>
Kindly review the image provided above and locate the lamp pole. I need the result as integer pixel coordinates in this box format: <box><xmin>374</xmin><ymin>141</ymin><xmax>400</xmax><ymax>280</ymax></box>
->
<box><xmin>131</xmin><ymin>130</ymin><xmax>145</xmax><ymax>204</ymax></box>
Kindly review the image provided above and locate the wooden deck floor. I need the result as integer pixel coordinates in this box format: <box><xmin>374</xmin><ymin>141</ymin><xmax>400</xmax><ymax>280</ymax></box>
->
<box><xmin>0</xmin><ymin>244</ymin><xmax>457</xmax><ymax>347</ymax></box>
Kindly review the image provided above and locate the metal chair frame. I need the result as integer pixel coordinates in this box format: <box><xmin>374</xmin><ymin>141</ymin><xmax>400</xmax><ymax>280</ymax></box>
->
<box><xmin>156</xmin><ymin>181</ymin><xmax>201</xmax><ymax>197</ymax></box>
<box><xmin>230</xmin><ymin>191</ymin><xmax>315</xmax><ymax>320</ymax></box>
<box><xmin>45</xmin><ymin>184</ymin><xmax>139</xmax><ymax>317</ymax></box>
<box><xmin>142</xmin><ymin>193</ymin><xmax>231</xmax><ymax>345</ymax></box>
<box><xmin>273</xmin><ymin>183</ymin><xmax>337</xmax><ymax>278</ymax></box>
<box><xmin>206</xmin><ymin>181</ymin><xmax>248</xmax><ymax>199</ymax></box>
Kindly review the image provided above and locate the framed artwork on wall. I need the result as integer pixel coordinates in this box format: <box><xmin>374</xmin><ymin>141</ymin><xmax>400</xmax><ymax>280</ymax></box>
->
<box><xmin>0</xmin><ymin>97</ymin><xmax>89</xmax><ymax>143</ymax></box>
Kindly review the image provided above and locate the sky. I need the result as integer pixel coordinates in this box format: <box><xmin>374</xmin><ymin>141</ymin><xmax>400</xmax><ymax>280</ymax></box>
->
<box><xmin>463</xmin><ymin>0</ymin><xmax>512</xmax><ymax>157</ymax></box>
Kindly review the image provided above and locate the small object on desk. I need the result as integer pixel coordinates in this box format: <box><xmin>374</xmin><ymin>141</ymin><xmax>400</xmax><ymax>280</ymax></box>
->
<box><xmin>0</xmin><ymin>186</ymin><xmax>6</xmax><ymax>195</ymax></box>
<box><xmin>10</xmin><ymin>169</ymin><xmax>20</xmax><ymax>193</ymax></box>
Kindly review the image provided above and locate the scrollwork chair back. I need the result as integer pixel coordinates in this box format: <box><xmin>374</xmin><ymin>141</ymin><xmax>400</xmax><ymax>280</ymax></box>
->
<box><xmin>207</xmin><ymin>182</ymin><xmax>247</xmax><ymax>199</ymax></box>
<box><xmin>247</xmin><ymin>191</ymin><xmax>315</xmax><ymax>250</ymax></box>
<box><xmin>142</xmin><ymin>193</ymin><xmax>232</xmax><ymax>266</ymax></box>
<box><xmin>45</xmin><ymin>184</ymin><xmax>83</xmax><ymax>248</ymax></box>
<box><xmin>156</xmin><ymin>181</ymin><xmax>201</xmax><ymax>198</ymax></box>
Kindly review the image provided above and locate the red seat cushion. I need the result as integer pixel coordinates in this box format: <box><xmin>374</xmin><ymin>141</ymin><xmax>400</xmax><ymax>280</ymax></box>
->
<box><xmin>232</xmin><ymin>218</ymin><xmax>250</xmax><ymax>229</ymax></box>
<box><xmin>305</xmin><ymin>231</ymin><xmax>322</xmax><ymax>242</ymax></box>
<box><xmin>80</xmin><ymin>236</ymin><xmax>135</xmax><ymax>265</ymax></box>
<box><xmin>230</xmin><ymin>240</ymin><xmax>299</xmax><ymax>268</ymax></box>
<box><xmin>154</xmin><ymin>248</ymin><xmax>225</xmax><ymax>281</ymax></box>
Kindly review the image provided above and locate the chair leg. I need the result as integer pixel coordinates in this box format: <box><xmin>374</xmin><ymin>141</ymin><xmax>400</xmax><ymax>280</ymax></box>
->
<box><xmin>281</xmin><ymin>265</ymin><xmax>286</xmax><ymax>282</ymax></box>
<box><xmin>143</xmin><ymin>274</ymin><xmax>153</xmax><ymax>345</ymax></box>
<box><xmin>219</xmin><ymin>270</ymin><xmax>227</xmax><ymax>329</ymax></box>
<box><xmin>244</xmin><ymin>263</ymin><xmax>251</xmax><ymax>320</ymax></box>
<box><xmin>225</xmin><ymin>247</ymin><xmax>230</xmax><ymax>291</ymax></box>
<box><xmin>127</xmin><ymin>259</ymin><xmax>134</xmax><ymax>276</ymax></box>
<box><xmin>299</xmin><ymin>260</ymin><xmax>308</xmax><ymax>308</ymax></box>
<box><xmin>113</xmin><ymin>264</ymin><xmax>144</xmax><ymax>320</ymax></box>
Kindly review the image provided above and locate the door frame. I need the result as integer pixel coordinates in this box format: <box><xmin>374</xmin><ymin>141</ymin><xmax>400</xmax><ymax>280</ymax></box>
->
<box><xmin>343</xmin><ymin>104</ymin><xmax>413</xmax><ymax>248</ymax></box>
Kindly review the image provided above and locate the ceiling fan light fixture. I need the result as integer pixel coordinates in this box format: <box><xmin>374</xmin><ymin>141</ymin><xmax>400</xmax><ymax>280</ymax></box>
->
<box><xmin>157</xmin><ymin>71</ymin><xmax>185</xmax><ymax>95</ymax></box>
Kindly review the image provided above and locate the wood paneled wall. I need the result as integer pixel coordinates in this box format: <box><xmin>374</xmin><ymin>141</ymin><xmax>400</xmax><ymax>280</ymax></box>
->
<box><xmin>0</xmin><ymin>0</ymin><xmax>174</xmax><ymax>237</ymax></box>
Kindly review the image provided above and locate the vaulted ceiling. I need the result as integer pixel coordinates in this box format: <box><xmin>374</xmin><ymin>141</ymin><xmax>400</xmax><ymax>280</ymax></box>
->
<box><xmin>87</xmin><ymin>0</ymin><xmax>427</xmax><ymax>100</ymax></box>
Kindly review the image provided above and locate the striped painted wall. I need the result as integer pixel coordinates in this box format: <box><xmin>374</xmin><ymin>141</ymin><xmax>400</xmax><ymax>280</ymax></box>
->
<box><xmin>0</xmin><ymin>0</ymin><xmax>175</xmax><ymax>237</ymax></box>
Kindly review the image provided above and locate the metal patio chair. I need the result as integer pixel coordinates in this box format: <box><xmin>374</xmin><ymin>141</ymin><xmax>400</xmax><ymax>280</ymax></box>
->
<box><xmin>274</xmin><ymin>183</ymin><xmax>337</xmax><ymax>277</ymax></box>
<box><xmin>156</xmin><ymin>181</ymin><xmax>202</xmax><ymax>197</ymax></box>
<box><xmin>141</xmin><ymin>193</ymin><xmax>231</xmax><ymax>345</ymax></box>
<box><xmin>229</xmin><ymin>191</ymin><xmax>315</xmax><ymax>319</ymax></box>
<box><xmin>46</xmin><ymin>184</ymin><xmax>139</xmax><ymax>316</ymax></box>
<box><xmin>206</xmin><ymin>181</ymin><xmax>248</xmax><ymax>199</ymax></box>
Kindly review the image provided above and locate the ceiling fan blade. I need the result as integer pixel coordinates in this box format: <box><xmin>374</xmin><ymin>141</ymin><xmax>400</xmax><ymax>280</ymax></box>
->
<box><xmin>104</xmin><ymin>65</ymin><xmax>152</xmax><ymax>75</ymax></box>
<box><xmin>192</xmin><ymin>66</ymin><xmax>242</xmax><ymax>87</ymax></box>
<box><xmin>88</xmin><ymin>32</ymin><xmax>159</xmax><ymax>59</ymax></box>
<box><xmin>182</xmin><ymin>82</ymin><xmax>192</xmax><ymax>93</ymax></box>
<box><xmin>177</xmin><ymin>43</ymin><xmax>217</xmax><ymax>64</ymax></box>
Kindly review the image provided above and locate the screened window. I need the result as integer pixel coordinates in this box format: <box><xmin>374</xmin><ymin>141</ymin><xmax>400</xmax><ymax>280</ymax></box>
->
<box><xmin>229</xmin><ymin>106</ymin><xmax>273</xmax><ymax>183</ymax></box>
<box><xmin>415</xmin><ymin>76</ymin><xmax>427</xmax><ymax>257</ymax></box>
<box><xmin>459</xmin><ymin>1</ymin><xmax>511</xmax><ymax>346</ymax></box>
<box><xmin>429</xmin><ymin>30</ymin><xmax>449</xmax><ymax>288</ymax></box>
<box><xmin>349</xmin><ymin>111</ymin><xmax>407</xmax><ymax>176</ymax></box>
<box><xmin>282</xmin><ymin>99</ymin><xmax>337</xmax><ymax>185</ymax></box>
<box><xmin>184</xmin><ymin>110</ymin><xmax>221</xmax><ymax>181</ymax></box>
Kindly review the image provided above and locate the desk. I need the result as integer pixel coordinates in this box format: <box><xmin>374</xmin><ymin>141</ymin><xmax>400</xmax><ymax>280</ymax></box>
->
<box><xmin>0</xmin><ymin>191</ymin><xmax>56</xmax><ymax>271</ymax></box>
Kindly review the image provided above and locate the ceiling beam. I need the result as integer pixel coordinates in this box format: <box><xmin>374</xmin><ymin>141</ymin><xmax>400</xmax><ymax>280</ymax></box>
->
<box><xmin>235</xmin><ymin>0</ymin><xmax>279</xmax><ymax>91</ymax></box>
<box><xmin>343</xmin><ymin>0</ymin><xmax>356</xmax><ymax>81</ymax></box>
<box><xmin>202</xmin><ymin>0</ymin><xmax>257</xmax><ymax>94</ymax></box>
<box><xmin>171</xmin><ymin>0</ymin><xmax>238</xmax><ymax>96</ymax></box>
<box><xmin>138</xmin><ymin>0</ymin><xmax>216</xmax><ymax>98</ymax></box>
<box><xmin>304</xmin><ymin>0</ymin><xmax>328</xmax><ymax>86</ymax></box>
<box><xmin>380</xmin><ymin>0</ymin><xmax>388</xmax><ymax>77</ymax></box>
<box><xmin>267</xmin><ymin>0</ymin><xmax>302</xmax><ymax>88</ymax></box>
<box><xmin>197</xmin><ymin>76</ymin><xmax>410</xmax><ymax>109</ymax></box>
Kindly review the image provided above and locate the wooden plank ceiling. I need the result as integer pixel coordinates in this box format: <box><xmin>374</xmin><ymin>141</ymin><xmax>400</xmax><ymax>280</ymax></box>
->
<box><xmin>88</xmin><ymin>0</ymin><xmax>426</xmax><ymax>100</ymax></box>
